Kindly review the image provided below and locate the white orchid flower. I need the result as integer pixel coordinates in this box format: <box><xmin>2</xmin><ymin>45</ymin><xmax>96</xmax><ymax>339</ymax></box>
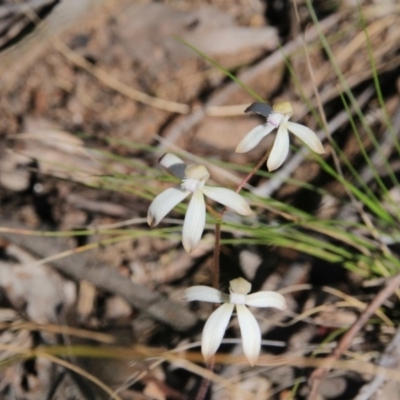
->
<box><xmin>236</xmin><ymin>101</ymin><xmax>325</xmax><ymax>171</ymax></box>
<box><xmin>184</xmin><ymin>277</ymin><xmax>286</xmax><ymax>366</ymax></box>
<box><xmin>147</xmin><ymin>154</ymin><xmax>253</xmax><ymax>253</ymax></box>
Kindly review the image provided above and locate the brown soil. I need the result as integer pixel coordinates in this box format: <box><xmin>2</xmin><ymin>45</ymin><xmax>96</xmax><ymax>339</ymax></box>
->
<box><xmin>1</xmin><ymin>1</ymin><xmax>400</xmax><ymax>399</ymax></box>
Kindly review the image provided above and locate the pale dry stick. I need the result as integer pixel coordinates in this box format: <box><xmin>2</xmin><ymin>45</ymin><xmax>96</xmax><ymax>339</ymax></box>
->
<box><xmin>263</xmin><ymin>24</ymin><xmax>400</xmax><ymax>124</ymax></box>
<box><xmin>321</xmin><ymin>286</ymin><xmax>392</xmax><ymax>326</ymax></box>
<box><xmin>85</xmin><ymin>217</ymin><xmax>185</xmax><ymax>233</ymax></box>
<box><xmin>53</xmin><ymin>40</ymin><xmax>190</xmax><ymax>114</ymax></box>
<box><xmin>278</xmin><ymin>284</ymin><xmax>392</xmax><ymax>329</ymax></box>
<box><xmin>0</xmin><ymin>218</ymin><xmax>198</xmax><ymax>331</ymax></box>
<box><xmin>293</xmin><ymin>0</ymin><xmax>329</xmax><ymax>135</ymax></box>
<box><xmin>0</xmin><ymin>342</ymin><xmax>122</xmax><ymax>400</ymax></box>
<box><xmin>159</xmin><ymin>13</ymin><xmax>341</xmax><ymax>148</ymax></box>
<box><xmin>85</xmin><ymin>217</ymin><xmax>148</xmax><ymax>230</ymax></box>
<box><xmin>359</xmin><ymin>101</ymin><xmax>400</xmax><ymax>184</ymax></box>
<box><xmin>316</xmin><ymin>52</ymin><xmax>400</xmax><ymax>113</ymax></box>
<box><xmin>253</xmin><ymin>86</ymin><xmax>375</xmax><ymax>197</ymax></box>
<box><xmin>175</xmin><ymin>5</ymin><xmax>399</xmax><ymax>118</ymax></box>
<box><xmin>354</xmin><ymin>323</ymin><xmax>400</xmax><ymax>400</ymax></box>
<box><xmin>0</xmin><ymin>0</ymin><xmax>55</xmax><ymax>30</ymax></box>
<box><xmin>302</xmin><ymin>13</ymin><xmax>400</xmax><ymax>103</ymax></box>
<box><xmin>13</xmin><ymin>1</ymin><xmax>190</xmax><ymax>114</ymax></box>
<box><xmin>352</xmin><ymin>103</ymin><xmax>400</xmax><ymax>228</ymax></box>
<box><xmin>4</xmin><ymin>322</ymin><xmax>115</xmax><ymax>343</ymax></box>
<box><xmin>188</xmin><ymin>350</ymin><xmax>400</xmax><ymax>381</ymax></box>
<box><xmin>128</xmin><ymin>346</ymin><xmax>245</xmax><ymax>396</ymax></box>
<box><xmin>5</xmin><ymin>341</ymin><xmax>400</xmax><ymax>385</ymax></box>
<box><xmin>0</xmin><ymin>0</ymin><xmax>54</xmax><ymax>15</ymax></box>
<box><xmin>0</xmin><ymin>4</ymin><xmax>351</xmax><ymax>119</ymax></box>
<box><xmin>205</xmin><ymin>104</ymin><xmax>255</xmax><ymax>117</ymax></box>
<box><xmin>166</xmin><ymin>354</ymin><xmax>252</xmax><ymax>399</ymax></box>
<box><xmin>39</xmin><ymin>352</ymin><xmax>123</xmax><ymax>400</ymax></box>
<box><xmin>308</xmin><ymin>271</ymin><xmax>400</xmax><ymax>400</ymax></box>
<box><xmin>0</xmin><ymin>0</ymin><xmax>107</xmax><ymax>87</ymax></box>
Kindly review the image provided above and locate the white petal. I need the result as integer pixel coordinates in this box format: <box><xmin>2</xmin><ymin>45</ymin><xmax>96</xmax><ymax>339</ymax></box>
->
<box><xmin>147</xmin><ymin>187</ymin><xmax>189</xmax><ymax>227</ymax></box>
<box><xmin>245</xmin><ymin>291</ymin><xmax>286</xmax><ymax>309</ymax></box>
<box><xmin>201</xmin><ymin>303</ymin><xmax>234</xmax><ymax>361</ymax></box>
<box><xmin>201</xmin><ymin>186</ymin><xmax>253</xmax><ymax>216</ymax></box>
<box><xmin>236</xmin><ymin>305</ymin><xmax>261</xmax><ymax>366</ymax></box>
<box><xmin>285</xmin><ymin>121</ymin><xmax>325</xmax><ymax>154</ymax></box>
<box><xmin>159</xmin><ymin>153</ymin><xmax>187</xmax><ymax>179</ymax></box>
<box><xmin>184</xmin><ymin>286</ymin><xmax>229</xmax><ymax>303</ymax></box>
<box><xmin>235</xmin><ymin>123</ymin><xmax>275</xmax><ymax>153</ymax></box>
<box><xmin>182</xmin><ymin>190</ymin><xmax>206</xmax><ymax>252</ymax></box>
<box><xmin>267</xmin><ymin>124</ymin><xmax>290</xmax><ymax>171</ymax></box>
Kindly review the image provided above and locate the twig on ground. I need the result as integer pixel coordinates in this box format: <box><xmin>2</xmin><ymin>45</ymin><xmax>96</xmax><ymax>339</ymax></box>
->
<box><xmin>0</xmin><ymin>0</ymin><xmax>109</xmax><ymax>86</ymax></box>
<box><xmin>0</xmin><ymin>218</ymin><xmax>197</xmax><ymax>332</ymax></box>
<box><xmin>53</xmin><ymin>39</ymin><xmax>190</xmax><ymax>114</ymax></box>
<box><xmin>359</xmin><ymin>101</ymin><xmax>400</xmax><ymax>183</ymax></box>
<box><xmin>308</xmin><ymin>271</ymin><xmax>400</xmax><ymax>400</ymax></box>
<box><xmin>12</xmin><ymin>1</ymin><xmax>190</xmax><ymax>114</ymax></box>
<box><xmin>354</xmin><ymin>322</ymin><xmax>400</xmax><ymax>400</ymax></box>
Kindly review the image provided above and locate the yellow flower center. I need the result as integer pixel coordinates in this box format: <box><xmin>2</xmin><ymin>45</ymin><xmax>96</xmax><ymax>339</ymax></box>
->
<box><xmin>185</xmin><ymin>164</ymin><xmax>210</xmax><ymax>182</ymax></box>
<box><xmin>181</xmin><ymin>164</ymin><xmax>210</xmax><ymax>192</ymax></box>
<box><xmin>272</xmin><ymin>101</ymin><xmax>293</xmax><ymax>117</ymax></box>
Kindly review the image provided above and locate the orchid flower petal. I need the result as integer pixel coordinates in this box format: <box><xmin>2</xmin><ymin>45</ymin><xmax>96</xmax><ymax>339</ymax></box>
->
<box><xmin>285</xmin><ymin>121</ymin><xmax>325</xmax><ymax>154</ymax></box>
<box><xmin>159</xmin><ymin>153</ymin><xmax>187</xmax><ymax>179</ymax></box>
<box><xmin>201</xmin><ymin>187</ymin><xmax>253</xmax><ymax>216</ymax></box>
<box><xmin>267</xmin><ymin>124</ymin><xmax>290</xmax><ymax>171</ymax></box>
<box><xmin>201</xmin><ymin>303</ymin><xmax>234</xmax><ymax>361</ymax></box>
<box><xmin>184</xmin><ymin>286</ymin><xmax>229</xmax><ymax>303</ymax></box>
<box><xmin>236</xmin><ymin>305</ymin><xmax>261</xmax><ymax>366</ymax></box>
<box><xmin>245</xmin><ymin>292</ymin><xmax>286</xmax><ymax>309</ymax></box>
<box><xmin>182</xmin><ymin>190</ymin><xmax>206</xmax><ymax>252</ymax></box>
<box><xmin>235</xmin><ymin>123</ymin><xmax>275</xmax><ymax>153</ymax></box>
<box><xmin>147</xmin><ymin>187</ymin><xmax>189</xmax><ymax>227</ymax></box>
